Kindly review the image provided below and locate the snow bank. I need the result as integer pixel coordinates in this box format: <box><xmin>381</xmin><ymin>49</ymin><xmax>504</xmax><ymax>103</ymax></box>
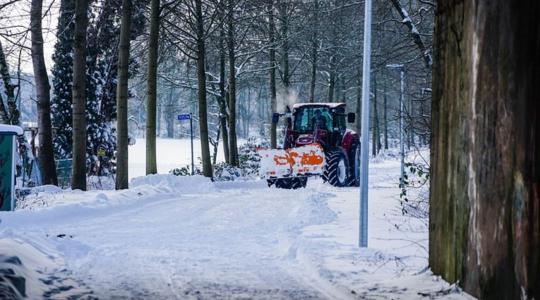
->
<box><xmin>130</xmin><ymin>174</ymin><xmax>216</xmax><ymax>194</ymax></box>
<box><xmin>0</xmin><ymin>236</ymin><xmax>92</xmax><ymax>298</ymax></box>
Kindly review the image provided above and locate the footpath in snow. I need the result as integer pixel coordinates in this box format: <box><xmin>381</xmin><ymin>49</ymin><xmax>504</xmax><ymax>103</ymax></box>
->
<box><xmin>0</xmin><ymin>156</ymin><xmax>472</xmax><ymax>299</ymax></box>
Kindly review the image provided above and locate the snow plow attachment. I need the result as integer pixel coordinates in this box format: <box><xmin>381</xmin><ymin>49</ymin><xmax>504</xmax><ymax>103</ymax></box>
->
<box><xmin>258</xmin><ymin>144</ymin><xmax>325</xmax><ymax>180</ymax></box>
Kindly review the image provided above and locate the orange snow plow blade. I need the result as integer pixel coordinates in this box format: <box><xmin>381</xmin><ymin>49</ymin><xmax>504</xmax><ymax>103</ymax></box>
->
<box><xmin>258</xmin><ymin>144</ymin><xmax>325</xmax><ymax>179</ymax></box>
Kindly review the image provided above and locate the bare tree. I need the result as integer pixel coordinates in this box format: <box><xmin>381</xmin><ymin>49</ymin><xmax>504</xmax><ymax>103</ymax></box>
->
<box><xmin>268</xmin><ymin>0</ymin><xmax>277</xmax><ymax>148</ymax></box>
<box><xmin>195</xmin><ymin>0</ymin><xmax>213</xmax><ymax>177</ymax></box>
<box><xmin>31</xmin><ymin>0</ymin><xmax>57</xmax><ymax>185</ymax></box>
<box><xmin>227</xmin><ymin>0</ymin><xmax>238</xmax><ymax>166</ymax></box>
<box><xmin>71</xmin><ymin>0</ymin><xmax>89</xmax><ymax>190</ymax></box>
<box><xmin>146</xmin><ymin>0</ymin><xmax>160</xmax><ymax>175</ymax></box>
<box><xmin>116</xmin><ymin>0</ymin><xmax>133</xmax><ymax>189</ymax></box>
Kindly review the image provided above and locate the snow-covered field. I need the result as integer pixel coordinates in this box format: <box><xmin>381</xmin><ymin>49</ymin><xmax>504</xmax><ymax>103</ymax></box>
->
<box><xmin>129</xmin><ymin>138</ymin><xmax>226</xmax><ymax>179</ymax></box>
<box><xmin>0</xmin><ymin>149</ymin><xmax>473</xmax><ymax>299</ymax></box>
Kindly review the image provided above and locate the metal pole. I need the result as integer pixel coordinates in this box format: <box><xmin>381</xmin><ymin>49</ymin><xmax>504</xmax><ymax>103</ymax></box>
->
<box><xmin>359</xmin><ymin>0</ymin><xmax>372</xmax><ymax>248</ymax></box>
<box><xmin>190</xmin><ymin>113</ymin><xmax>194</xmax><ymax>175</ymax></box>
<box><xmin>400</xmin><ymin>70</ymin><xmax>405</xmax><ymax>183</ymax></box>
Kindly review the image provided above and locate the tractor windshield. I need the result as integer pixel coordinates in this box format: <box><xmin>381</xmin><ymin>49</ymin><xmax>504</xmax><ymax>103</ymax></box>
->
<box><xmin>293</xmin><ymin>107</ymin><xmax>333</xmax><ymax>132</ymax></box>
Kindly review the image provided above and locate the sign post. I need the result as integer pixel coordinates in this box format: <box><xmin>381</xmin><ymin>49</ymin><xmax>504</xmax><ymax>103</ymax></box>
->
<box><xmin>177</xmin><ymin>113</ymin><xmax>194</xmax><ymax>175</ymax></box>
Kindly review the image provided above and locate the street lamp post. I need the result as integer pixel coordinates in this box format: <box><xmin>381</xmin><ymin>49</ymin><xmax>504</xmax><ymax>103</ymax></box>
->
<box><xmin>386</xmin><ymin>64</ymin><xmax>406</xmax><ymax>183</ymax></box>
<box><xmin>358</xmin><ymin>0</ymin><xmax>372</xmax><ymax>248</ymax></box>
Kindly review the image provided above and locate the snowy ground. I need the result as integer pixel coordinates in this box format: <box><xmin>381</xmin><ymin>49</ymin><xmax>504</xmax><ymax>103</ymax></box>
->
<box><xmin>0</xmin><ymin>149</ymin><xmax>473</xmax><ymax>299</ymax></box>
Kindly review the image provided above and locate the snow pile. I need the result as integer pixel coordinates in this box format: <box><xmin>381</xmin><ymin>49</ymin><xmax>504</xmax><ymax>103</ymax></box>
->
<box><xmin>0</xmin><ymin>236</ymin><xmax>93</xmax><ymax>298</ymax></box>
<box><xmin>131</xmin><ymin>174</ymin><xmax>216</xmax><ymax>194</ymax></box>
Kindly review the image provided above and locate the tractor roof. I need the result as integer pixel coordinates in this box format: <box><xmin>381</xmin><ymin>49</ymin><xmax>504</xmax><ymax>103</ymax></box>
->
<box><xmin>292</xmin><ymin>102</ymin><xmax>346</xmax><ymax>109</ymax></box>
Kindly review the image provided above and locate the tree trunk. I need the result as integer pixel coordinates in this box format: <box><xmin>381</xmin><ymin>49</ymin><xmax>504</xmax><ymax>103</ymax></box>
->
<box><xmin>278</xmin><ymin>0</ymin><xmax>290</xmax><ymax>98</ymax></box>
<box><xmin>145</xmin><ymin>0</ymin><xmax>159</xmax><ymax>175</ymax></box>
<box><xmin>71</xmin><ymin>0</ymin><xmax>89</xmax><ymax>190</ymax></box>
<box><xmin>227</xmin><ymin>0</ymin><xmax>238</xmax><ymax>166</ymax></box>
<box><xmin>328</xmin><ymin>67</ymin><xmax>335</xmax><ymax>103</ymax></box>
<box><xmin>430</xmin><ymin>1</ymin><xmax>540</xmax><ymax>298</ymax></box>
<box><xmin>268</xmin><ymin>0</ymin><xmax>277</xmax><ymax>149</ymax></box>
<box><xmin>371</xmin><ymin>74</ymin><xmax>378</xmax><ymax>156</ymax></box>
<box><xmin>355</xmin><ymin>68</ymin><xmax>361</xmax><ymax>135</ymax></box>
<box><xmin>383</xmin><ymin>81</ymin><xmax>388</xmax><ymax>150</ymax></box>
<box><xmin>218</xmin><ymin>18</ymin><xmax>230</xmax><ymax>163</ymax></box>
<box><xmin>115</xmin><ymin>0</ymin><xmax>132</xmax><ymax>189</ymax></box>
<box><xmin>0</xmin><ymin>93</ymin><xmax>8</xmax><ymax>124</ymax></box>
<box><xmin>0</xmin><ymin>41</ymin><xmax>19</xmax><ymax>125</ymax></box>
<box><xmin>195</xmin><ymin>0</ymin><xmax>213</xmax><ymax>177</ymax></box>
<box><xmin>308</xmin><ymin>0</ymin><xmax>319</xmax><ymax>104</ymax></box>
<box><xmin>31</xmin><ymin>0</ymin><xmax>58</xmax><ymax>185</ymax></box>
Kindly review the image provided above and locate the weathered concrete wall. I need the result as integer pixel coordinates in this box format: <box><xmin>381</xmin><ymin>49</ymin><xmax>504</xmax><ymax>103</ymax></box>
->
<box><xmin>430</xmin><ymin>0</ymin><xmax>539</xmax><ymax>298</ymax></box>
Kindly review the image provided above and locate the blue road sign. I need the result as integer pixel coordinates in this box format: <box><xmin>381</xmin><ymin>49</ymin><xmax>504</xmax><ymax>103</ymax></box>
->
<box><xmin>177</xmin><ymin>114</ymin><xmax>191</xmax><ymax>121</ymax></box>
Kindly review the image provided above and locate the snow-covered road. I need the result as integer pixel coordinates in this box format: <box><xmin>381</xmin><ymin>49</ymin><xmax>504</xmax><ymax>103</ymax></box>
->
<box><xmin>0</xmin><ymin>157</ymin><xmax>472</xmax><ymax>299</ymax></box>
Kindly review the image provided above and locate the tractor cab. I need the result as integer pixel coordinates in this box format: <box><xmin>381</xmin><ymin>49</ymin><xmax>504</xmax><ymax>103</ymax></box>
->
<box><xmin>283</xmin><ymin>103</ymin><xmax>353</xmax><ymax>151</ymax></box>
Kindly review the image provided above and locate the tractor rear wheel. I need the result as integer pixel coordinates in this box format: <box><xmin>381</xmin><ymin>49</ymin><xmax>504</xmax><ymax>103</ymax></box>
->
<box><xmin>268</xmin><ymin>177</ymin><xmax>307</xmax><ymax>189</ymax></box>
<box><xmin>322</xmin><ymin>151</ymin><xmax>349</xmax><ymax>187</ymax></box>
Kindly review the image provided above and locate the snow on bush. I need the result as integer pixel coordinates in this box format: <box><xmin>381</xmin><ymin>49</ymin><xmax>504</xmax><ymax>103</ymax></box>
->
<box><xmin>169</xmin><ymin>138</ymin><xmax>268</xmax><ymax>181</ymax></box>
<box><xmin>213</xmin><ymin>138</ymin><xmax>266</xmax><ymax>181</ymax></box>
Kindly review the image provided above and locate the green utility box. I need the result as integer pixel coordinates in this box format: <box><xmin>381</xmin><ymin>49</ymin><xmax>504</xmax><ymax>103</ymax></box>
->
<box><xmin>0</xmin><ymin>125</ymin><xmax>22</xmax><ymax>211</ymax></box>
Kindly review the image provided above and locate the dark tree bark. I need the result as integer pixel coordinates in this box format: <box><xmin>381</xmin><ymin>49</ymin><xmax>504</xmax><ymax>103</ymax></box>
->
<box><xmin>430</xmin><ymin>1</ymin><xmax>540</xmax><ymax>299</ymax></box>
<box><xmin>115</xmin><ymin>0</ymin><xmax>133</xmax><ymax>189</ymax></box>
<box><xmin>383</xmin><ymin>81</ymin><xmax>388</xmax><ymax>150</ymax></box>
<box><xmin>31</xmin><ymin>0</ymin><xmax>58</xmax><ymax>185</ymax></box>
<box><xmin>0</xmin><ymin>41</ymin><xmax>19</xmax><ymax>125</ymax></box>
<box><xmin>146</xmin><ymin>0</ymin><xmax>160</xmax><ymax>175</ymax></box>
<box><xmin>372</xmin><ymin>74</ymin><xmax>379</xmax><ymax>156</ymax></box>
<box><xmin>268</xmin><ymin>0</ymin><xmax>277</xmax><ymax>149</ymax></box>
<box><xmin>227</xmin><ymin>0</ymin><xmax>238</xmax><ymax>166</ymax></box>
<box><xmin>195</xmin><ymin>0</ymin><xmax>213</xmax><ymax>177</ymax></box>
<box><xmin>308</xmin><ymin>0</ymin><xmax>319</xmax><ymax>103</ymax></box>
<box><xmin>278</xmin><ymin>0</ymin><xmax>290</xmax><ymax>98</ymax></box>
<box><xmin>218</xmin><ymin>19</ymin><xmax>230</xmax><ymax>163</ymax></box>
<box><xmin>71</xmin><ymin>0</ymin><xmax>89</xmax><ymax>190</ymax></box>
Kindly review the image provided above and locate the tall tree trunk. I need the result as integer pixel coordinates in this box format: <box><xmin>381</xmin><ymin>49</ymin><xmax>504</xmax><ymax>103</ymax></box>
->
<box><xmin>371</xmin><ymin>74</ymin><xmax>378</xmax><ymax>156</ymax></box>
<box><xmin>227</xmin><ymin>0</ymin><xmax>238</xmax><ymax>166</ymax></box>
<box><xmin>328</xmin><ymin>67</ymin><xmax>335</xmax><ymax>103</ymax></box>
<box><xmin>430</xmin><ymin>1</ymin><xmax>540</xmax><ymax>298</ymax></box>
<box><xmin>355</xmin><ymin>68</ymin><xmax>361</xmax><ymax>135</ymax></box>
<box><xmin>31</xmin><ymin>0</ymin><xmax>58</xmax><ymax>185</ymax></box>
<box><xmin>71</xmin><ymin>0</ymin><xmax>89</xmax><ymax>190</ymax></box>
<box><xmin>383</xmin><ymin>81</ymin><xmax>388</xmax><ymax>150</ymax></box>
<box><xmin>0</xmin><ymin>93</ymin><xmax>8</xmax><ymax>124</ymax></box>
<box><xmin>218</xmin><ymin>18</ymin><xmax>230</xmax><ymax>163</ymax></box>
<box><xmin>0</xmin><ymin>41</ymin><xmax>18</xmax><ymax>125</ymax></box>
<box><xmin>145</xmin><ymin>0</ymin><xmax>159</xmax><ymax>175</ymax></box>
<box><xmin>278</xmin><ymin>0</ymin><xmax>290</xmax><ymax>98</ymax></box>
<box><xmin>115</xmin><ymin>0</ymin><xmax>132</xmax><ymax>189</ymax></box>
<box><xmin>308</xmin><ymin>0</ymin><xmax>319</xmax><ymax>103</ymax></box>
<box><xmin>195</xmin><ymin>0</ymin><xmax>213</xmax><ymax>177</ymax></box>
<box><xmin>268</xmin><ymin>0</ymin><xmax>277</xmax><ymax>149</ymax></box>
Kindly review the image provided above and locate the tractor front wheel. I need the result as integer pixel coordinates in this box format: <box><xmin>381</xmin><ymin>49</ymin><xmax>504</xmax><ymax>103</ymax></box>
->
<box><xmin>322</xmin><ymin>151</ymin><xmax>350</xmax><ymax>187</ymax></box>
<box><xmin>267</xmin><ymin>177</ymin><xmax>308</xmax><ymax>189</ymax></box>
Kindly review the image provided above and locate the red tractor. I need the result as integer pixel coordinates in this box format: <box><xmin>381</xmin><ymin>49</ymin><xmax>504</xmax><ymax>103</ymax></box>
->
<box><xmin>259</xmin><ymin>103</ymin><xmax>360</xmax><ymax>189</ymax></box>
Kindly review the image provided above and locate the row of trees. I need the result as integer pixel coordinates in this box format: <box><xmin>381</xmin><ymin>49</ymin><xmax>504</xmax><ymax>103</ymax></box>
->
<box><xmin>0</xmin><ymin>0</ymin><xmax>434</xmax><ymax>190</ymax></box>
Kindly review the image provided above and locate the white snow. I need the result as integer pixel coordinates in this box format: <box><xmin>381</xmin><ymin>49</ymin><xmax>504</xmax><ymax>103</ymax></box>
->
<box><xmin>0</xmin><ymin>124</ymin><xmax>23</xmax><ymax>135</ymax></box>
<box><xmin>0</xmin><ymin>152</ymin><xmax>474</xmax><ymax>299</ymax></box>
<box><xmin>128</xmin><ymin>138</ymin><xmax>226</xmax><ymax>179</ymax></box>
